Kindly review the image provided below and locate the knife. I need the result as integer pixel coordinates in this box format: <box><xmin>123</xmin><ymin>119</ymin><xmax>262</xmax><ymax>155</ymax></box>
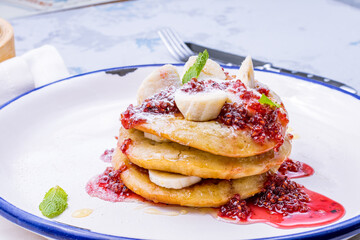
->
<box><xmin>185</xmin><ymin>42</ymin><xmax>357</xmax><ymax>95</ymax></box>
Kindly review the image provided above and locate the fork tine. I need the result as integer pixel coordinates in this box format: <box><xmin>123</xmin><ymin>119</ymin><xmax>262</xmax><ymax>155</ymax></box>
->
<box><xmin>162</xmin><ymin>28</ymin><xmax>189</xmax><ymax>61</ymax></box>
<box><xmin>169</xmin><ymin>29</ymin><xmax>194</xmax><ymax>57</ymax></box>
<box><xmin>158</xmin><ymin>29</ymin><xmax>181</xmax><ymax>61</ymax></box>
<box><xmin>158</xmin><ymin>28</ymin><xmax>195</xmax><ymax>62</ymax></box>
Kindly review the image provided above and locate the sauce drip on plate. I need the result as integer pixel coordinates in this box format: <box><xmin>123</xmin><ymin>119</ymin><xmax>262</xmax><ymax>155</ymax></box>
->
<box><xmin>86</xmin><ymin>166</ymin><xmax>143</xmax><ymax>202</ymax></box>
<box><xmin>217</xmin><ymin>173</ymin><xmax>344</xmax><ymax>228</ymax></box>
<box><xmin>278</xmin><ymin>158</ymin><xmax>314</xmax><ymax>179</ymax></box>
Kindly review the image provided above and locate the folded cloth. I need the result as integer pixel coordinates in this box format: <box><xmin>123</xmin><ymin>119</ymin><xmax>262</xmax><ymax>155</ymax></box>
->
<box><xmin>22</xmin><ymin>45</ymin><xmax>69</xmax><ymax>87</ymax></box>
<box><xmin>0</xmin><ymin>45</ymin><xmax>69</xmax><ymax>106</ymax></box>
<box><xmin>0</xmin><ymin>57</ymin><xmax>34</xmax><ymax>105</ymax></box>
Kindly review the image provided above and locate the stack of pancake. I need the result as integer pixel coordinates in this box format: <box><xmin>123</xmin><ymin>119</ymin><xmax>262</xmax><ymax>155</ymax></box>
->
<box><xmin>112</xmin><ymin>56</ymin><xmax>291</xmax><ymax>207</ymax></box>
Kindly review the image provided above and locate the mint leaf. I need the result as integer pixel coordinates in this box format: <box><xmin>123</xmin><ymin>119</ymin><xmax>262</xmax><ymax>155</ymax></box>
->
<box><xmin>39</xmin><ymin>186</ymin><xmax>68</xmax><ymax>218</ymax></box>
<box><xmin>258</xmin><ymin>94</ymin><xmax>281</xmax><ymax>108</ymax></box>
<box><xmin>182</xmin><ymin>49</ymin><xmax>209</xmax><ymax>84</ymax></box>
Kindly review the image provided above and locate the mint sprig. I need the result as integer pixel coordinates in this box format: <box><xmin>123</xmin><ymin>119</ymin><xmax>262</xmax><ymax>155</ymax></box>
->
<box><xmin>182</xmin><ymin>49</ymin><xmax>209</xmax><ymax>84</ymax></box>
<box><xmin>39</xmin><ymin>185</ymin><xmax>68</xmax><ymax>218</ymax></box>
<box><xmin>258</xmin><ymin>94</ymin><xmax>281</xmax><ymax>108</ymax></box>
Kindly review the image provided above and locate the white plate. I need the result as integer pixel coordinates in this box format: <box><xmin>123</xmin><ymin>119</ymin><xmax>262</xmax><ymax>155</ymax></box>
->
<box><xmin>0</xmin><ymin>64</ymin><xmax>359</xmax><ymax>240</ymax></box>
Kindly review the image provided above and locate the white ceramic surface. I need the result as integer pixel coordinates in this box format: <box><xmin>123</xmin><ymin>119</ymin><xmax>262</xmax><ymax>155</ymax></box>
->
<box><xmin>0</xmin><ymin>65</ymin><xmax>359</xmax><ymax>239</ymax></box>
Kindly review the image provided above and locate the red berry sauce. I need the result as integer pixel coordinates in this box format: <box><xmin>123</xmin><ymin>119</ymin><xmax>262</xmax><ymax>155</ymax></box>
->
<box><xmin>257</xmin><ymin>87</ymin><xmax>270</xmax><ymax>96</ymax></box>
<box><xmin>100</xmin><ymin>148</ymin><xmax>114</xmax><ymax>163</ymax></box>
<box><xmin>87</xmin><ymin>166</ymin><xmax>129</xmax><ymax>202</ymax></box>
<box><xmin>120</xmin><ymin>79</ymin><xmax>288</xmax><ymax>146</ymax></box>
<box><xmin>180</xmin><ymin>78</ymin><xmax>230</xmax><ymax>93</ymax></box>
<box><xmin>121</xmin><ymin>87</ymin><xmax>179</xmax><ymax>129</ymax></box>
<box><xmin>278</xmin><ymin>158</ymin><xmax>314</xmax><ymax>179</ymax></box>
<box><xmin>219</xmin><ymin>194</ymin><xmax>251</xmax><ymax>221</ymax></box>
<box><xmin>248</xmin><ymin>188</ymin><xmax>345</xmax><ymax>228</ymax></box>
<box><xmin>217</xmin><ymin>173</ymin><xmax>345</xmax><ymax>228</ymax></box>
<box><xmin>86</xmin><ymin>165</ymin><xmax>144</xmax><ymax>202</ymax></box>
<box><xmin>217</xmin><ymin>102</ymin><xmax>287</xmax><ymax>148</ymax></box>
<box><xmin>120</xmin><ymin>138</ymin><xmax>132</xmax><ymax>154</ymax></box>
<box><xmin>253</xmin><ymin>174</ymin><xmax>310</xmax><ymax>215</ymax></box>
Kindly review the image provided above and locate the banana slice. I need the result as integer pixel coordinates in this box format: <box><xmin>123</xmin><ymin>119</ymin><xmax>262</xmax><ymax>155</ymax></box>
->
<box><xmin>136</xmin><ymin>64</ymin><xmax>181</xmax><ymax>104</ymax></box>
<box><xmin>148</xmin><ymin>170</ymin><xmax>201</xmax><ymax>189</ymax></box>
<box><xmin>237</xmin><ymin>56</ymin><xmax>255</xmax><ymax>88</ymax></box>
<box><xmin>175</xmin><ymin>90</ymin><xmax>228</xmax><ymax>121</ymax></box>
<box><xmin>144</xmin><ymin>132</ymin><xmax>170</xmax><ymax>143</ymax></box>
<box><xmin>182</xmin><ymin>56</ymin><xmax>226</xmax><ymax>80</ymax></box>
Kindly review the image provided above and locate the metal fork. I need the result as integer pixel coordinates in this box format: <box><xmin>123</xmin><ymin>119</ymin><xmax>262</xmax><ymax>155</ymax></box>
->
<box><xmin>158</xmin><ymin>28</ymin><xmax>230</xmax><ymax>65</ymax></box>
<box><xmin>158</xmin><ymin>28</ymin><xmax>195</xmax><ymax>62</ymax></box>
<box><xmin>158</xmin><ymin>29</ymin><xmax>358</xmax><ymax>94</ymax></box>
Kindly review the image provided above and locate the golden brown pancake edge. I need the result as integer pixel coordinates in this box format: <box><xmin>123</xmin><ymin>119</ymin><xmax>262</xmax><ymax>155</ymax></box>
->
<box><xmin>134</xmin><ymin>115</ymin><xmax>286</xmax><ymax>158</ymax></box>
<box><xmin>113</xmin><ymin>149</ymin><xmax>270</xmax><ymax>207</ymax></box>
<box><xmin>118</xmin><ymin>128</ymin><xmax>292</xmax><ymax>179</ymax></box>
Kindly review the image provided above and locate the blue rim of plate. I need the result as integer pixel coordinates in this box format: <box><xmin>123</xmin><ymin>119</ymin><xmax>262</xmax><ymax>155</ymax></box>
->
<box><xmin>0</xmin><ymin>64</ymin><xmax>359</xmax><ymax>240</ymax></box>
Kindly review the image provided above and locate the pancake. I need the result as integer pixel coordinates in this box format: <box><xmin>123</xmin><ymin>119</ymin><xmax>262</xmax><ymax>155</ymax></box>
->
<box><xmin>114</xmin><ymin>149</ymin><xmax>269</xmax><ymax>207</ymax></box>
<box><xmin>133</xmin><ymin>115</ymin><xmax>285</xmax><ymax>158</ymax></box>
<box><xmin>116</xmin><ymin>128</ymin><xmax>291</xmax><ymax>179</ymax></box>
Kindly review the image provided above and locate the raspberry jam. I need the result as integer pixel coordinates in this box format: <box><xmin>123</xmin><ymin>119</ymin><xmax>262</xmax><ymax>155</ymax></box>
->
<box><xmin>217</xmin><ymin>102</ymin><xmax>286</xmax><ymax>148</ymax></box>
<box><xmin>247</xmin><ymin>188</ymin><xmax>345</xmax><ymax>228</ymax></box>
<box><xmin>217</xmin><ymin>169</ymin><xmax>344</xmax><ymax>229</ymax></box>
<box><xmin>278</xmin><ymin>158</ymin><xmax>314</xmax><ymax>179</ymax></box>
<box><xmin>100</xmin><ymin>148</ymin><xmax>114</xmax><ymax>163</ymax></box>
<box><xmin>253</xmin><ymin>174</ymin><xmax>310</xmax><ymax>215</ymax></box>
<box><xmin>180</xmin><ymin>78</ymin><xmax>230</xmax><ymax>93</ymax></box>
<box><xmin>219</xmin><ymin>194</ymin><xmax>251</xmax><ymax>220</ymax></box>
<box><xmin>257</xmin><ymin>87</ymin><xmax>270</xmax><ymax>96</ymax></box>
<box><xmin>120</xmin><ymin>79</ymin><xmax>288</xmax><ymax>146</ymax></box>
<box><xmin>121</xmin><ymin>87</ymin><xmax>179</xmax><ymax>129</ymax></box>
<box><xmin>86</xmin><ymin>166</ymin><xmax>139</xmax><ymax>202</ymax></box>
<box><xmin>120</xmin><ymin>138</ymin><xmax>132</xmax><ymax>154</ymax></box>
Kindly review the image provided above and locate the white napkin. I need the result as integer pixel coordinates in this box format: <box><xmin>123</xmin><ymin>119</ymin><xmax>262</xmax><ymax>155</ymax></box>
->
<box><xmin>0</xmin><ymin>57</ymin><xmax>34</xmax><ymax>105</ymax></box>
<box><xmin>0</xmin><ymin>45</ymin><xmax>69</xmax><ymax>106</ymax></box>
<box><xmin>22</xmin><ymin>45</ymin><xmax>69</xmax><ymax>87</ymax></box>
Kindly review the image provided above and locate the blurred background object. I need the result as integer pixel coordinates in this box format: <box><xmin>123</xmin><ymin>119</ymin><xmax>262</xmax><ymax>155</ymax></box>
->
<box><xmin>4</xmin><ymin>0</ymin><xmax>120</xmax><ymax>10</ymax></box>
<box><xmin>1</xmin><ymin>0</ymin><xmax>128</xmax><ymax>18</ymax></box>
<box><xmin>336</xmin><ymin>0</ymin><xmax>360</xmax><ymax>8</ymax></box>
<box><xmin>0</xmin><ymin>18</ymin><xmax>15</xmax><ymax>62</ymax></box>
<box><xmin>0</xmin><ymin>44</ymin><xmax>69</xmax><ymax>105</ymax></box>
